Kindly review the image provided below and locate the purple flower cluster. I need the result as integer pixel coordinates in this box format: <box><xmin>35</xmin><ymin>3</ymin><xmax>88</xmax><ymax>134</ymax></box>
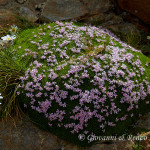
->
<box><xmin>17</xmin><ymin>21</ymin><xmax>150</xmax><ymax>138</ymax></box>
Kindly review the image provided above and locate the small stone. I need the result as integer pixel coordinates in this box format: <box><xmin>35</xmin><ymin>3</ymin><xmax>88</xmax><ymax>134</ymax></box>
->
<box><xmin>18</xmin><ymin>7</ymin><xmax>38</xmax><ymax>22</ymax></box>
<box><xmin>35</xmin><ymin>3</ymin><xmax>45</xmax><ymax>10</ymax></box>
<box><xmin>17</xmin><ymin>0</ymin><xmax>26</xmax><ymax>4</ymax></box>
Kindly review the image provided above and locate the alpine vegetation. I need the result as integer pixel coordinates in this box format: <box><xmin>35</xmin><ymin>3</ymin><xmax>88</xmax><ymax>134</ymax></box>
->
<box><xmin>1</xmin><ymin>21</ymin><xmax>150</xmax><ymax>146</ymax></box>
<box><xmin>1</xmin><ymin>35</ymin><xmax>16</xmax><ymax>41</ymax></box>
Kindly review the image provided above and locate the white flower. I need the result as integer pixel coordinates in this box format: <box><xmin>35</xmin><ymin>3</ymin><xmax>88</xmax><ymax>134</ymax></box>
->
<box><xmin>0</xmin><ymin>93</ymin><xmax>3</xmax><ymax>102</ymax></box>
<box><xmin>9</xmin><ymin>25</ymin><xmax>18</xmax><ymax>34</ymax></box>
<box><xmin>1</xmin><ymin>35</ymin><xmax>16</xmax><ymax>41</ymax></box>
<box><xmin>147</xmin><ymin>36</ymin><xmax>150</xmax><ymax>40</ymax></box>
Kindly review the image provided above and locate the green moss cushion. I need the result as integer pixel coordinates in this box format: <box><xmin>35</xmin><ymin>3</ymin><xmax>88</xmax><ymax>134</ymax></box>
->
<box><xmin>11</xmin><ymin>21</ymin><xmax>150</xmax><ymax>146</ymax></box>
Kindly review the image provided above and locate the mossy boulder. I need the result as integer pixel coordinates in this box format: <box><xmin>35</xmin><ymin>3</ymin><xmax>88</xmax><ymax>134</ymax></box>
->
<box><xmin>4</xmin><ymin>21</ymin><xmax>150</xmax><ymax>146</ymax></box>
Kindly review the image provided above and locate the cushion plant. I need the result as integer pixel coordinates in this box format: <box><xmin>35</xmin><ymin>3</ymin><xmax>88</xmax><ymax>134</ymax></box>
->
<box><xmin>1</xmin><ymin>21</ymin><xmax>150</xmax><ymax>146</ymax></box>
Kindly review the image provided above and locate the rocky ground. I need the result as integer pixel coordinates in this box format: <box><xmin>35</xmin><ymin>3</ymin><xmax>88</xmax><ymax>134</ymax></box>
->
<box><xmin>0</xmin><ymin>112</ymin><xmax>150</xmax><ymax>150</ymax></box>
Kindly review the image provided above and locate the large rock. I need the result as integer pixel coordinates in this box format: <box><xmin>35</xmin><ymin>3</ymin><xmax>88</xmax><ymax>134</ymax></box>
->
<box><xmin>81</xmin><ymin>0</ymin><xmax>111</xmax><ymax>14</ymax></box>
<box><xmin>135</xmin><ymin>112</ymin><xmax>150</xmax><ymax>130</ymax></box>
<box><xmin>0</xmin><ymin>116</ymin><xmax>135</xmax><ymax>150</ymax></box>
<box><xmin>0</xmin><ymin>117</ymin><xmax>61</xmax><ymax>150</ymax></box>
<box><xmin>117</xmin><ymin>0</ymin><xmax>150</xmax><ymax>26</ymax></box>
<box><xmin>40</xmin><ymin>0</ymin><xmax>112</xmax><ymax>22</ymax></box>
<box><xmin>40</xmin><ymin>0</ymin><xmax>88</xmax><ymax>22</ymax></box>
<box><xmin>88</xmin><ymin>140</ymin><xmax>135</xmax><ymax>150</ymax></box>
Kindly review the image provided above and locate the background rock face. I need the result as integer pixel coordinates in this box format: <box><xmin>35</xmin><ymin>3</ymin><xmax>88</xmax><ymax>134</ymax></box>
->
<box><xmin>0</xmin><ymin>116</ymin><xmax>136</xmax><ymax>150</ymax></box>
<box><xmin>40</xmin><ymin>0</ymin><xmax>112</xmax><ymax>22</ymax></box>
<box><xmin>40</xmin><ymin>0</ymin><xmax>88</xmax><ymax>22</ymax></box>
<box><xmin>1</xmin><ymin>115</ymin><xmax>150</xmax><ymax>150</ymax></box>
<box><xmin>81</xmin><ymin>0</ymin><xmax>111</xmax><ymax>14</ymax></box>
<box><xmin>0</xmin><ymin>0</ymin><xmax>149</xmax><ymax>34</ymax></box>
<box><xmin>117</xmin><ymin>0</ymin><xmax>150</xmax><ymax>26</ymax></box>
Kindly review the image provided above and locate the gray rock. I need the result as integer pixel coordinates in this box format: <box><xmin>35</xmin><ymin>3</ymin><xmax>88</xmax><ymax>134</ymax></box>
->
<box><xmin>136</xmin><ymin>113</ymin><xmax>150</xmax><ymax>130</ymax></box>
<box><xmin>35</xmin><ymin>3</ymin><xmax>45</xmax><ymax>10</ymax></box>
<box><xmin>0</xmin><ymin>115</ymin><xmax>136</xmax><ymax>150</ymax></box>
<box><xmin>84</xmin><ymin>12</ymin><xmax>124</xmax><ymax>26</ymax></box>
<box><xmin>29</xmin><ymin>0</ymin><xmax>47</xmax><ymax>10</ymax></box>
<box><xmin>40</xmin><ymin>0</ymin><xmax>113</xmax><ymax>22</ymax></box>
<box><xmin>81</xmin><ymin>0</ymin><xmax>112</xmax><ymax>14</ymax></box>
<box><xmin>88</xmin><ymin>140</ymin><xmax>135</xmax><ymax>150</ymax></box>
<box><xmin>18</xmin><ymin>7</ymin><xmax>38</xmax><ymax>22</ymax></box>
<box><xmin>0</xmin><ymin>116</ymin><xmax>60</xmax><ymax>150</ymax></box>
<box><xmin>106</xmin><ymin>23</ymin><xmax>138</xmax><ymax>35</ymax></box>
<box><xmin>40</xmin><ymin>0</ymin><xmax>88</xmax><ymax>22</ymax></box>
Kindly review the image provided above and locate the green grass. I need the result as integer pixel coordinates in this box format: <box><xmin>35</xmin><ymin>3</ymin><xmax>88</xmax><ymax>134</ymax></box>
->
<box><xmin>0</xmin><ymin>47</ymin><xmax>25</xmax><ymax>118</ymax></box>
<box><xmin>110</xmin><ymin>28</ymin><xmax>150</xmax><ymax>58</ymax></box>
